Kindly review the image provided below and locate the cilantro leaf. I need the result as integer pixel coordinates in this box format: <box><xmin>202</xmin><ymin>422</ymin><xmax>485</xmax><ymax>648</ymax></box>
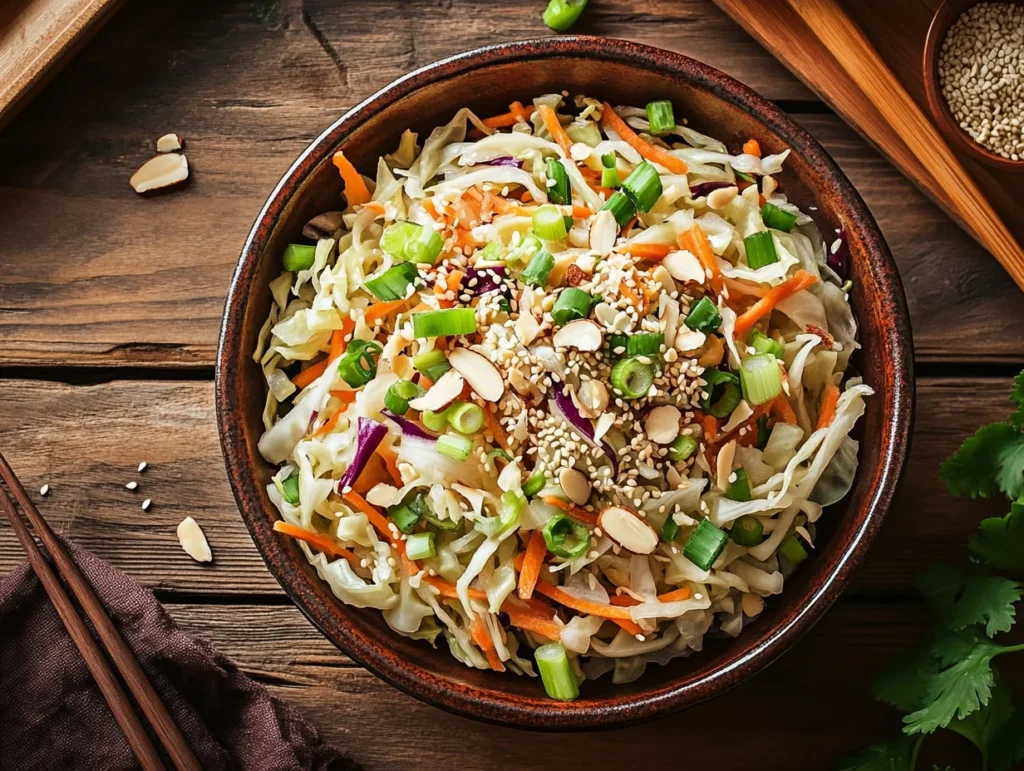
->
<box><xmin>969</xmin><ymin>499</ymin><xmax>1024</xmax><ymax>571</ymax></box>
<box><xmin>873</xmin><ymin>645</ymin><xmax>938</xmax><ymax>712</ymax></box>
<box><xmin>833</xmin><ymin>737</ymin><xmax>918</xmax><ymax>771</ymax></box>
<box><xmin>990</xmin><ymin>704</ymin><xmax>1024</xmax><ymax>771</ymax></box>
<box><xmin>916</xmin><ymin>564</ymin><xmax>1022</xmax><ymax>637</ymax></box>
<box><xmin>947</xmin><ymin>680</ymin><xmax>1012</xmax><ymax>758</ymax></box>
<box><xmin>903</xmin><ymin>630</ymin><xmax>1002</xmax><ymax>734</ymax></box>
<box><xmin>940</xmin><ymin>423</ymin><xmax>1021</xmax><ymax>499</ymax></box>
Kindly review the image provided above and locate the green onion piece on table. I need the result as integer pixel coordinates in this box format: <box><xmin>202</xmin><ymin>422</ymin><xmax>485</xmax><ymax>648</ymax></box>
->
<box><xmin>522</xmin><ymin>472</ymin><xmax>546</xmax><ymax>497</ymax></box>
<box><xmin>364</xmin><ymin>262</ymin><xmax>418</xmax><ymax>301</ymax></box>
<box><xmin>684</xmin><ymin>296</ymin><xmax>722</xmax><ymax>333</ymax></box>
<box><xmin>413</xmin><ymin>349</ymin><xmax>451</xmax><ymax>381</ymax></box>
<box><xmin>700</xmin><ymin>367</ymin><xmax>742</xmax><ymax>418</ymax></box>
<box><xmin>724</xmin><ymin>468</ymin><xmax>752</xmax><ymax>502</ymax></box>
<box><xmin>551</xmin><ymin>288</ymin><xmax>592</xmax><ymax>326</ymax></box>
<box><xmin>282</xmin><ymin>244</ymin><xmax>316</xmax><ymax>272</ymax></box>
<box><xmin>601</xmin><ymin>190</ymin><xmax>637</xmax><ymax>227</ymax></box>
<box><xmin>542</xmin><ymin>0</ymin><xmax>588</xmax><ymax>32</ymax></box>
<box><xmin>610</xmin><ymin>356</ymin><xmax>655</xmax><ymax>400</ymax></box>
<box><xmin>626</xmin><ymin>332</ymin><xmax>663</xmax><ymax>356</ymax></box>
<box><xmin>661</xmin><ymin>516</ymin><xmax>680</xmax><ymax>542</ymax></box>
<box><xmin>739</xmin><ymin>354</ymin><xmax>783</xmax><ymax>405</ymax></box>
<box><xmin>533</xmin><ymin>204</ymin><xmax>569</xmax><ymax>241</ymax></box>
<box><xmin>535</xmin><ymin>642</ymin><xmax>580</xmax><ymax>701</ymax></box>
<box><xmin>421</xmin><ymin>408</ymin><xmax>450</xmax><ymax>433</ymax></box>
<box><xmin>281</xmin><ymin>472</ymin><xmax>300</xmax><ymax>505</ymax></box>
<box><xmin>751</xmin><ymin>330</ymin><xmax>785</xmax><ymax>360</ymax></box>
<box><xmin>542</xmin><ymin>513</ymin><xmax>591</xmax><ymax>559</ymax></box>
<box><xmin>645</xmin><ymin>100</ymin><xmax>676</xmax><ymax>136</ymax></box>
<box><xmin>412</xmin><ymin>308</ymin><xmax>477</xmax><ymax>338</ymax></box>
<box><xmin>381</xmin><ymin>221</ymin><xmax>444</xmax><ymax>264</ymax></box>
<box><xmin>405</xmin><ymin>531</ymin><xmax>436</xmax><ymax>561</ymax></box>
<box><xmin>668</xmin><ymin>435</ymin><xmax>698</xmax><ymax>462</ymax></box>
<box><xmin>730</xmin><ymin>515</ymin><xmax>764</xmax><ymax>547</ymax></box>
<box><xmin>683</xmin><ymin>519</ymin><xmax>729</xmax><ymax>571</ymax></box>
<box><xmin>779</xmin><ymin>534</ymin><xmax>809</xmax><ymax>567</ymax></box>
<box><xmin>521</xmin><ymin>248</ymin><xmax>555</xmax><ymax>287</ymax></box>
<box><xmin>546</xmin><ymin>159</ymin><xmax>571</xmax><ymax>205</ymax></box>
<box><xmin>447</xmin><ymin>401</ymin><xmax>484</xmax><ymax>434</ymax></box>
<box><xmin>600</xmin><ymin>153</ymin><xmax>620</xmax><ymax>188</ymax></box>
<box><xmin>621</xmin><ymin>161</ymin><xmax>663</xmax><ymax>213</ymax></box>
<box><xmin>437</xmin><ymin>433</ymin><xmax>472</xmax><ymax>461</ymax></box>
<box><xmin>384</xmin><ymin>379</ymin><xmax>425</xmax><ymax>416</ymax></box>
<box><xmin>336</xmin><ymin>340</ymin><xmax>382</xmax><ymax>387</ymax></box>
<box><xmin>744</xmin><ymin>231</ymin><xmax>779</xmax><ymax>270</ymax></box>
<box><xmin>760</xmin><ymin>202</ymin><xmax>798</xmax><ymax>232</ymax></box>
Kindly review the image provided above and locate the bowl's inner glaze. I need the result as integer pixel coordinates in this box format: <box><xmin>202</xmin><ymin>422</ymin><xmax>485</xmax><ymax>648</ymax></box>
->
<box><xmin>221</xmin><ymin>43</ymin><xmax>910</xmax><ymax>727</ymax></box>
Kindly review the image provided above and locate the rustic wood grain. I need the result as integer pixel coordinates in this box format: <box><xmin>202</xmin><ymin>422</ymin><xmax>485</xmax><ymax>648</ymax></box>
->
<box><xmin>165</xmin><ymin>601</ymin><xmax>978</xmax><ymax>770</ymax></box>
<box><xmin>0</xmin><ymin>376</ymin><xmax>1015</xmax><ymax>597</ymax></box>
<box><xmin>0</xmin><ymin>0</ymin><xmax>1022</xmax><ymax>368</ymax></box>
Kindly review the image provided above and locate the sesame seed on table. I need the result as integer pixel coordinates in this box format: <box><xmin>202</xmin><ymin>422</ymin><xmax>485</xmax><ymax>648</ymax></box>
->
<box><xmin>0</xmin><ymin>1</ymin><xmax>1019</xmax><ymax>768</ymax></box>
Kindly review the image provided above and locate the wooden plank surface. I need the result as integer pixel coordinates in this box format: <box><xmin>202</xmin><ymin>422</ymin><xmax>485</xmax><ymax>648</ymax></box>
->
<box><xmin>0</xmin><ymin>376</ymin><xmax>1012</xmax><ymax>597</ymax></box>
<box><xmin>0</xmin><ymin>0</ymin><xmax>1023</xmax><ymax>368</ymax></box>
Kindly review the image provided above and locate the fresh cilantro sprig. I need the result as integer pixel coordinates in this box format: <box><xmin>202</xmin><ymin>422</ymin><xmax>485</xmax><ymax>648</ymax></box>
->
<box><xmin>836</xmin><ymin>373</ymin><xmax>1024</xmax><ymax>771</ymax></box>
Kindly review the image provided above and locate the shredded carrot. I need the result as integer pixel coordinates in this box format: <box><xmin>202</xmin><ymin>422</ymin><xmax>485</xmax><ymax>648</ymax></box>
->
<box><xmin>423</xmin><ymin>575</ymin><xmax>487</xmax><ymax>601</ymax></box>
<box><xmin>733</xmin><ymin>270</ymin><xmax>817</xmax><ymax>335</ymax></box>
<box><xmin>312</xmin><ymin>408</ymin><xmax>345</xmax><ymax>438</ymax></box>
<box><xmin>600</xmin><ymin>103</ymin><xmax>688</xmax><ymax>174</ymax></box>
<box><xmin>743</xmin><ymin>138</ymin><xmax>762</xmax><ymax>158</ymax></box>
<box><xmin>421</xmin><ymin>198</ymin><xmax>439</xmax><ymax>220</ymax></box>
<box><xmin>571</xmin><ymin>205</ymin><xmax>594</xmax><ymax>219</ymax></box>
<box><xmin>273</xmin><ymin>521</ymin><xmax>360</xmax><ymax>568</ymax></box>
<box><xmin>364</xmin><ymin>298</ymin><xmax>408</xmax><ymax>325</ymax></box>
<box><xmin>482</xmin><ymin>101</ymin><xmax>535</xmax><ymax>128</ymax></box>
<box><xmin>329</xmin><ymin>390</ymin><xmax>359</xmax><ymax>403</ymax></box>
<box><xmin>619</xmin><ymin>280</ymin><xmax>644</xmax><ymax>309</ymax></box>
<box><xmin>702</xmin><ymin>414</ymin><xmax>719</xmax><ymax>443</ymax></box>
<box><xmin>332</xmin><ymin>151</ymin><xmax>370</xmax><ymax>206</ymax></box>
<box><xmin>519</xmin><ymin>191</ymin><xmax>534</xmax><ymax>203</ymax></box>
<box><xmin>471</xmin><ymin>617</ymin><xmax>506</xmax><ymax>672</ymax></box>
<box><xmin>621</xmin><ymin>214</ymin><xmax>638</xmax><ymax>234</ymax></box>
<box><xmin>541</xmin><ymin>497</ymin><xmax>598</xmax><ymax>527</ymax></box>
<box><xmin>363</xmin><ymin>201</ymin><xmax>386</xmax><ymax>216</ymax></box>
<box><xmin>509</xmin><ymin>594</ymin><xmax>557</xmax><ymax>618</ymax></box>
<box><xmin>537</xmin><ymin>104</ymin><xmax>574</xmax><ymax>157</ymax></box>
<box><xmin>724</xmin><ymin>277</ymin><xmax>770</xmax><ymax>298</ymax></box>
<box><xmin>375</xmin><ymin>444</ymin><xmax>402</xmax><ymax>486</ymax></box>
<box><xmin>500</xmin><ymin>608</ymin><xmax>562</xmax><ymax>641</ymax></box>
<box><xmin>446</xmin><ymin>269</ymin><xmax>465</xmax><ymax>293</ymax></box>
<box><xmin>586</xmin><ymin>180</ymin><xmax>616</xmax><ymax>198</ymax></box>
<box><xmin>517</xmin><ymin>531</ymin><xmax>548</xmax><ymax>601</ymax></box>
<box><xmin>610</xmin><ymin>586</ymin><xmax>694</xmax><ymax>606</ymax></box>
<box><xmin>329</xmin><ymin>318</ymin><xmax>356</xmax><ymax>361</ymax></box>
<box><xmin>772</xmin><ymin>394</ymin><xmax>798</xmax><ymax>424</ymax></box>
<box><xmin>508</xmin><ymin>101</ymin><xmax>533</xmax><ymax>123</ymax></box>
<box><xmin>679</xmin><ymin>225</ymin><xmax>722</xmax><ymax>294</ymax></box>
<box><xmin>532</xmin><ymin>582</ymin><xmax>636</xmax><ymax>621</ymax></box>
<box><xmin>816</xmin><ymin>384</ymin><xmax>841</xmax><ymax>430</ymax></box>
<box><xmin>578</xmin><ymin>165</ymin><xmax>602</xmax><ymax>179</ymax></box>
<box><xmin>483</xmin><ymin>405</ymin><xmax>509</xmax><ymax>450</ymax></box>
<box><xmin>618</xmin><ymin>242</ymin><xmax>672</xmax><ymax>261</ymax></box>
<box><xmin>291</xmin><ymin>357</ymin><xmax>329</xmax><ymax>388</ymax></box>
<box><xmin>343</xmin><ymin>491</ymin><xmax>404</xmax><ymax>554</ymax></box>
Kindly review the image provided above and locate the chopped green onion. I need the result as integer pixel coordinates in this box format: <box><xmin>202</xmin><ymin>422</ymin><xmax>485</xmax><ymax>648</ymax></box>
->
<box><xmin>336</xmin><ymin>340</ymin><xmax>382</xmax><ymax>387</ymax></box>
<box><xmin>610</xmin><ymin>356</ymin><xmax>655</xmax><ymax>400</ymax></box>
<box><xmin>601</xmin><ymin>190</ymin><xmax>636</xmax><ymax>227</ymax></box>
<box><xmin>476</xmin><ymin>491</ymin><xmax>525</xmax><ymax>537</ymax></box>
<box><xmin>424</xmin><ymin>512</ymin><xmax>461</xmax><ymax>531</ymax></box>
<box><xmin>661</xmin><ymin>516</ymin><xmax>680</xmax><ymax>542</ymax></box>
<box><xmin>535</xmin><ymin>642</ymin><xmax>579</xmax><ymax>701</ymax></box>
<box><xmin>724</xmin><ymin>468</ymin><xmax>752</xmax><ymax>502</ymax></box>
<box><xmin>606</xmin><ymin>333</ymin><xmax>629</xmax><ymax>357</ymax></box>
<box><xmin>551</xmin><ymin>288</ymin><xmax>592</xmax><ymax>326</ymax></box>
<box><xmin>533</xmin><ymin>204</ymin><xmax>569</xmax><ymax>241</ymax></box>
<box><xmin>700</xmin><ymin>367</ymin><xmax>742</xmax><ymax>418</ymax></box>
<box><xmin>735</xmin><ymin>170</ymin><xmax>755</xmax><ymax>183</ymax></box>
<box><xmin>626</xmin><ymin>332</ymin><xmax>663</xmax><ymax>356</ymax></box>
<box><xmin>487</xmin><ymin>448</ymin><xmax>513</xmax><ymax>466</ymax></box>
<box><xmin>668</xmin><ymin>435</ymin><xmax>698</xmax><ymax>462</ymax></box>
<box><xmin>364</xmin><ymin>262</ymin><xmax>418</xmax><ymax>301</ymax></box>
<box><xmin>744</xmin><ymin>231</ymin><xmax>779</xmax><ymax>270</ymax></box>
<box><xmin>751</xmin><ymin>331</ymin><xmax>785</xmax><ymax>360</ymax></box>
<box><xmin>683</xmin><ymin>519</ymin><xmax>728</xmax><ymax>571</ymax></box>
<box><xmin>413</xmin><ymin>349</ymin><xmax>450</xmax><ymax>382</ymax></box>
<box><xmin>381</xmin><ymin>221</ymin><xmax>444</xmax><ymax>264</ymax></box>
<box><xmin>497</xmin><ymin>297</ymin><xmax>512</xmax><ymax>313</ymax></box>
<box><xmin>779</xmin><ymin>534</ymin><xmax>809</xmax><ymax>567</ymax></box>
<box><xmin>621</xmin><ymin>161</ymin><xmax>663</xmax><ymax>214</ymax></box>
<box><xmin>412</xmin><ymin>308</ymin><xmax>477</xmax><ymax>338</ymax></box>
<box><xmin>546</xmin><ymin>159</ymin><xmax>571</xmax><ymax>205</ymax></box>
<box><xmin>437</xmin><ymin>433</ymin><xmax>472</xmax><ymax>461</ymax></box>
<box><xmin>384</xmin><ymin>379</ymin><xmax>425</xmax><ymax>416</ymax></box>
<box><xmin>405</xmin><ymin>531</ymin><xmax>436</xmax><ymax>561</ymax></box>
<box><xmin>542</xmin><ymin>0</ymin><xmax>588</xmax><ymax>32</ymax></box>
<box><xmin>685</xmin><ymin>296</ymin><xmax>722</xmax><ymax>333</ymax></box>
<box><xmin>755</xmin><ymin>415</ymin><xmax>771</xmax><ymax>450</ymax></box>
<box><xmin>645</xmin><ymin>100</ymin><xmax>675</xmax><ymax>136</ymax></box>
<box><xmin>282</xmin><ymin>244</ymin><xmax>316</xmax><ymax>272</ymax></box>
<box><xmin>730</xmin><ymin>515</ymin><xmax>764</xmax><ymax>547</ymax></box>
<box><xmin>739</xmin><ymin>354</ymin><xmax>783</xmax><ymax>405</ymax></box>
<box><xmin>477</xmin><ymin>241</ymin><xmax>504</xmax><ymax>262</ymax></box>
<box><xmin>281</xmin><ymin>472</ymin><xmax>300</xmax><ymax>505</ymax></box>
<box><xmin>447</xmin><ymin>401</ymin><xmax>484</xmax><ymax>434</ymax></box>
<box><xmin>542</xmin><ymin>513</ymin><xmax>590</xmax><ymax>559</ymax></box>
<box><xmin>523</xmin><ymin>472</ymin><xmax>546</xmax><ymax>497</ymax></box>
<box><xmin>388</xmin><ymin>492</ymin><xmax>426</xmax><ymax>534</ymax></box>
<box><xmin>600</xmin><ymin>153</ymin><xmax>620</xmax><ymax>188</ymax></box>
<box><xmin>421</xmin><ymin>408</ymin><xmax>450</xmax><ymax>433</ymax></box>
<box><xmin>761</xmin><ymin>202</ymin><xmax>798</xmax><ymax>232</ymax></box>
<box><xmin>521</xmin><ymin>248</ymin><xmax>555</xmax><ymax>287</ymax></box>
<box><xmin>508</xmin><ymin>233</ymin><xmax>542</xmax><ymax>266</ymax></box>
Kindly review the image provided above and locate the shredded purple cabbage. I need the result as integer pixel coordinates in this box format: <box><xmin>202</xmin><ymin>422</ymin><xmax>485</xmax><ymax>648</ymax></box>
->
<box><xmin>338</xmin><ymin>417</ymin><xmax>388</xmax><ymax>491</ymax></box>
<box><xmin>551</xmin><ymin>392</ymin><xmax>619</xmax><ymax>476</ymax></box>
<box><xmin>464</xmin><ymin>265</ymin><xmax>506</xmax><ymax>296</ymax></box>
<box><xmin>688</xmin><ymin>181</ymin><xmax>734</xmax><ymax>198</ymax></box>
<box><xmin>381</xmin><ymin>409</ymin><xmax>438</xmax><ymax>441</ymax></box>
<box><xmin>486</xmin><ymin>156</ymin><xmax>523</xmax><ymax>168</ymax></box>
<box><xmin>828</xmin><ymin>230</ymin><xmax>849</xmax><ymax>279</ymax></box>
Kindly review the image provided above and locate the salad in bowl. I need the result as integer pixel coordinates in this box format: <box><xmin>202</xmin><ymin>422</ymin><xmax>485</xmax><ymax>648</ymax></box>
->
<box><xmin>253</xmin><ymin>92</ymin><xmax>868</xmax><ymax>701</ymax></box>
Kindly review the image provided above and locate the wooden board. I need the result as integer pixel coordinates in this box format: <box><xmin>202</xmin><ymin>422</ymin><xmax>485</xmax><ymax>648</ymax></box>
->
<box><xmin>0</xmin><ymin>0</ymin><xmax>123</xmax><ymax>129</ymax></box>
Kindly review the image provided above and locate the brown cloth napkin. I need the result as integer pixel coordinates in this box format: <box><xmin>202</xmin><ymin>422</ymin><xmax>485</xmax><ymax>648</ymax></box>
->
<box><xmin>0</xmin><ymin>539</ymin><xmax>359</xmax><ymax>771</ymax></box>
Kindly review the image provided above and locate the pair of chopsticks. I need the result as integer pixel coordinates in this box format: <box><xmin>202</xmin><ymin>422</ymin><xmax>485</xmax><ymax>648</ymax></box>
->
<box><xmin>0</xmin><ymin>453</ymin><xmax>201</xmax><ymax>771</ymax></box>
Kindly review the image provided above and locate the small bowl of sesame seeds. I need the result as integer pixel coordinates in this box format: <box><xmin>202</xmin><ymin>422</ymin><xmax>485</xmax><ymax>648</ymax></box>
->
<box><xmin>923</xmin><ymin>0</ymin><xmax>1024</xmax><ymax>171</ymax></box>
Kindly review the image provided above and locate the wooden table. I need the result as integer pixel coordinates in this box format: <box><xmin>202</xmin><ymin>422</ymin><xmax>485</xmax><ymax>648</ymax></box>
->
<box><xmin>0</xmin><ymin>2</ymin><xmax>1020</xmax><ymax>767</ymax></box>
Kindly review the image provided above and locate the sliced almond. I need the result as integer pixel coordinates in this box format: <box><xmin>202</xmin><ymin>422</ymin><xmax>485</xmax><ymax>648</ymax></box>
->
<box><xmin>742</xmin><ymin>184</ymin><xmax>761</xmax><ymax>204</ymax></box>
<box><xmin>720</xmin><ymin>400</ymin><xmax>753</xmax><ymax>434</ymax></box>
<box><xmin>598</xmin><ymin>506</ymin><xmax>658</xmax><ymax>555</ymax></box>
<box><xmin>559</xmin><ymin>468</ymin><xmax>592</xmax><ymax>505</ymax></box>
<box><xmin>741</xmin><ymin>592</ymin><xmax>765</xmax><ymax>617</ymax></box>
<box><xmin>589</xmin><ymin>209</ymin><xmax>617</xmax><ymax>256</ymax></box>
<box><xmin>565</xmin><ymin>263</ymin><xmax>587</xmax><ymax>286</ymax></box>
<box><xmin>552</xmin><ymin>319</ymin><xmax>603</xmax><ymax>351</ymax></box>
<box><xmin>662</xmin><ymin>250</ymin><xmax>705</xmax><ymax>284</ymax></box>
<box><xmin>569</xmin><ymin>142</ymin><xmax>592</xmax><ymax>161</ymax></box>
<box><xmin>706</xmin><ymin>185</ymin><xmax>738</xmax><ymax>210</ymax></box>
<box><xmin>650</xmin><ymin>265</ymin><xmax>676</xmax><ymax>294</ymax></box>
<box><xmin>762</xmin><ymin>175</ymin><xmax>778</xmax><ymax>197</ymax></box>
<box><xmin>449</xmin><ymin>347</ymin><xmax>505</xmax><ymax>402</ymax></box>
<box><xmin>576</xmin><ymin>379</ymin><xmax>609</xmax><ymax>417</ymax></box>
<box><xmin>177</xmin><ymin>516</ymin><xmax>212</xmax><ymax>562</ymax></box>
<box><xmin>514</xmin><ymin>311</ymin><xmax>542</xmax><ymax>346</ymax></box>
<box><xmin>408</xmin><ymin>368</ymin><xmax>464</xmax><ymax>412</ymax></box>
<box><xmin>593</xmin><ymin>412</ymin><xmax>615</xmax><ymax>443</ymax></box>
<box><xmin>675</xmin><ymin>327</ymin><xmax>707</xmax><ymax>353</ymax></box>
<box><xmin>567</xmin><ymin>226</ymin><xmax>591</xmax><ymax>249</ymax></box>
<box><xmin>156</xmin><ymin>133</ymin><xmax>183</xmax><ymax>152</ymax></box>
<box><xmin>645</xmin><ymin>405</ymin><xmax>681</xmax><ymax>445</ymax></box>
<box><xmin>130</xmin><ymin>153</ymin><xmax>189</xmax><ymax>194</ymax></box>
<box><xmin>716</xmin><ymin>439</ymin><xmax>737</xmax><ymax>491</ymax></box>
<box><xmin>367</xmin><ymin>483</ymin><xmax>402</xmax><ymax>508</ymax></box>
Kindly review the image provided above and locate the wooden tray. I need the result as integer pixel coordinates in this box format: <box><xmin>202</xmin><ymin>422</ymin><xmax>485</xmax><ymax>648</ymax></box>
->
<box><xmin>714</xmin><ymin>0</ymin><xmax>1024</xmax><ymax>251</ymax></box>
<box><xmin>0</xmin><ymin>0</ymin><xmax>124</xmax><ymax>131</ymax></box>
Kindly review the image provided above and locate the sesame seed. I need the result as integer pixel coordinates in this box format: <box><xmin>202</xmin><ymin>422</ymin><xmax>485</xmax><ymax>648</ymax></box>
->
<box><xmin>141</xmin><ymin>499</ymin><xmax>152</xmax><ymax>511</ymax></box>
<box><xmin>39</xmin><ymin>484</ymin><xmax>50</xmax><ymax>496</ymax></box>
<box><xmin>125</xmin><ymin>481</ymin><xmax>138</xmax><ymax>491</ymax></box>
<box><xmin>138</xmin><ymin>461</ymin><xmax>148</xmax><ymax>472</ymax></box>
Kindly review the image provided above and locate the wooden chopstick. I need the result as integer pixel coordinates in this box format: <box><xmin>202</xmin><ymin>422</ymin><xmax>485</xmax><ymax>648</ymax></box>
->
<box><xmin>0</xmin><ymin>453</ymin><xmax>201</xmax><ymax>771</ymax></box>
<box><xmin>783</xmin><ymin>0</ymin><xmax>1024</xmax><ymax>292</ymax></box>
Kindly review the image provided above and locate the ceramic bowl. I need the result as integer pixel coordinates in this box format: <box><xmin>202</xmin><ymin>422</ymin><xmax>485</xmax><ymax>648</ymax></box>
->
<box><xmin>216</xmin><ymin>36</ymin><xmax>914</xmax><ymax>730</ymax></box>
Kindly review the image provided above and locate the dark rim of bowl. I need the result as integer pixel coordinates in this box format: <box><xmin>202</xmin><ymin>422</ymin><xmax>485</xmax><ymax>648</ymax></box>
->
<box><xmin>216</xmin><ymin>36</ymin><xmax>914</xmax><ymax>730</ymax></box>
